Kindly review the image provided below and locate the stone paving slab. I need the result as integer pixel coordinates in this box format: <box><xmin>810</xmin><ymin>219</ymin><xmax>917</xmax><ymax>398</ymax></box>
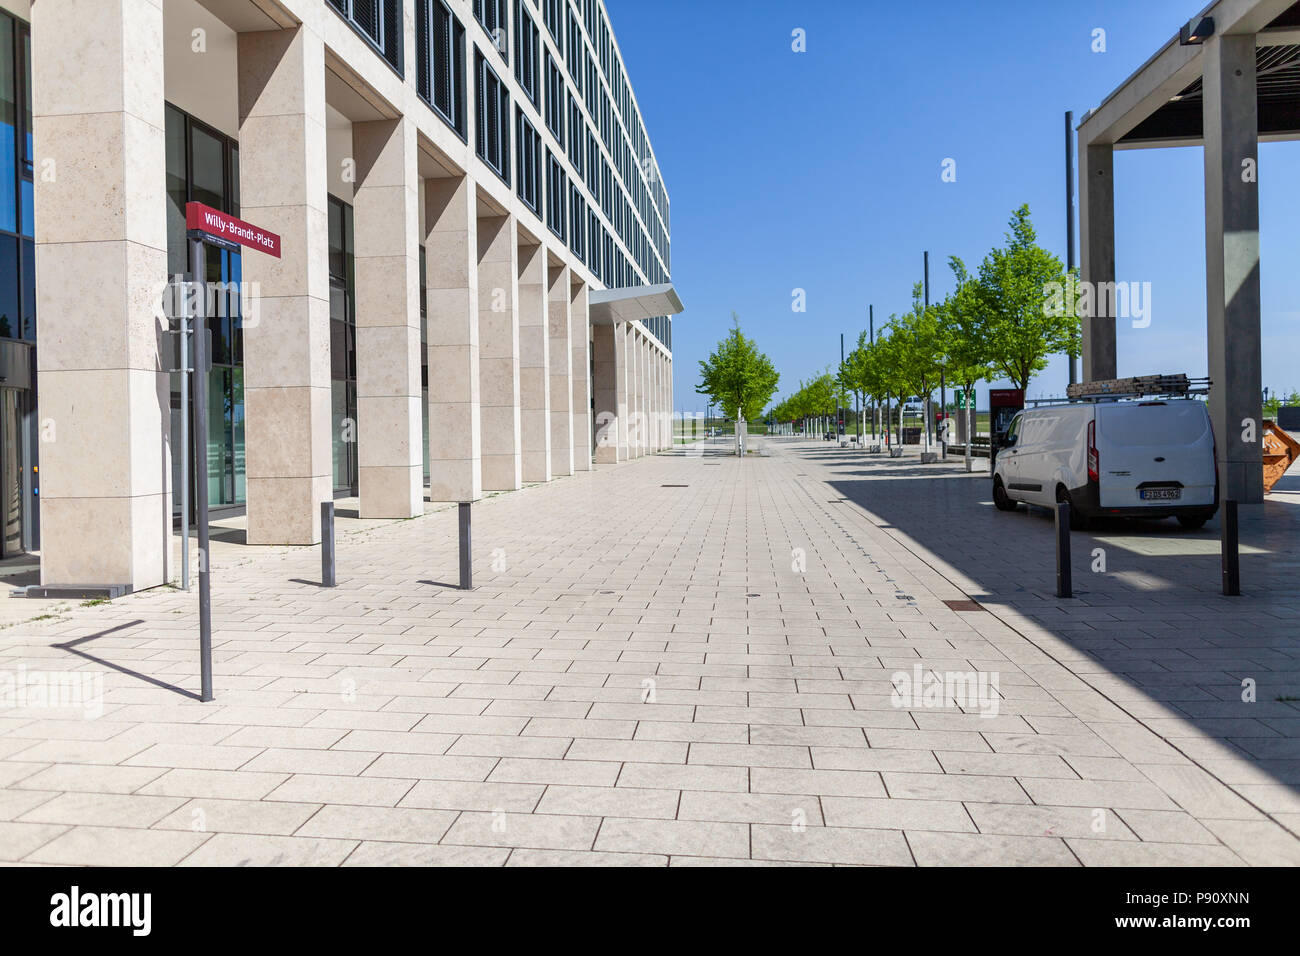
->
<box><xmin>0</xmin><ymin>436</ymin><xmax>1296</xmax><ymax>865</ymax></box>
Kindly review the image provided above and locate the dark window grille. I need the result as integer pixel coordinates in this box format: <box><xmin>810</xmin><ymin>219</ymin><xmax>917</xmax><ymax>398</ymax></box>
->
<box><xmin>475</xmin><ymin>49</ymin><xmax>511</xmax><ymax>184</ymax></box>
<box><xmin>417</xmin><ymin>0</ymin><xmax>467</xmax><ymax>138</ymax></box>
<box><xmin>545</xmin><ymin>149</ymin><xmax>566</xmax><ymax>240</ymax></box>
<box><xmin>473</xmin><ymin>0</ymin><xmax>509</xmax><ymax>60</ymax></box>
<box><xmin>516</xmin><ymin>108</ymin><xmax>541</xmax><ymax>214</ymax></box>
<box><xmin>327</xmin><ymin>0</ymin><xmax>403</xmax><ymax>74</ymax></box>
<box><xmin>514</xmin><ymin>0</ymin><xmax>539</xmax><ymax>106</ymax></box>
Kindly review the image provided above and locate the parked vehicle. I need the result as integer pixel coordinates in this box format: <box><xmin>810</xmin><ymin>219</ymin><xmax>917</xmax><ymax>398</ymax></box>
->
<box><xmin>991</xmin><ymin>399</ymin><xmax>1218</xmax><ymax>530</ymax></box>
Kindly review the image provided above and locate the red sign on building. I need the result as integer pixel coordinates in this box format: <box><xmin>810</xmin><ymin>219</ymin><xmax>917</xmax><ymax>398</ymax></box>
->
<box><xmin>185</xmin><ymin>202</ymin><xmax>281</xmax><ymax>258</ymax></box>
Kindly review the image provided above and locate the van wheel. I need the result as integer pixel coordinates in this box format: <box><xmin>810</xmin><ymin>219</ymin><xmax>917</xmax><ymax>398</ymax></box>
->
<box><xmin>993</xmin><ymin>478</ymin><xmax>1018</xmax><ymax>512</ymax></box>
<box><xmin>1177</xmin><ymin>515</ymin><xmax>1208</xmax><ymax>530</ymax></box>
<box><xmin>1056</xmin><ymin>486</ymin><xmax>1089</xmax><ymax>531</ymax></box>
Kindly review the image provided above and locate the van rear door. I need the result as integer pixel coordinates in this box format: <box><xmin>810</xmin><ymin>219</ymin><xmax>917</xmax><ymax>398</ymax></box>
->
<box><xmin>1095</xmin><ymin>402</ymin><xmax>1216</xmax><ymax>509</ymax></box>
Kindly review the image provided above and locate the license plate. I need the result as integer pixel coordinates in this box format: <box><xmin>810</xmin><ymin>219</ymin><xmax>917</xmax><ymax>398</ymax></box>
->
<box><xmin>1140</xmin><ymin>488</ymin><xmax>1181</xmax><ymax>501</ymax></box>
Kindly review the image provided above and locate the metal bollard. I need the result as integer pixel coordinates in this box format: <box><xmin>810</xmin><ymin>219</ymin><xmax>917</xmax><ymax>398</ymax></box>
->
<box><xmin>458</xmin><ymin>501</ymin><xmax>473</xmax><ymax>590</ymax></box>
<box><xmin>321</xmin><ymin>501</ymin><xmax>336</xmax><ymax>588</ymax></box>
<box><xmin>1055</xmin><ymin>501</ymin><xmax>1073</xmax><ymax>599</ymax></box>
<box><xmin>1221</xmin><ymin>499</ymin><xmax>1240</xmax><ymax>596</ymax></box>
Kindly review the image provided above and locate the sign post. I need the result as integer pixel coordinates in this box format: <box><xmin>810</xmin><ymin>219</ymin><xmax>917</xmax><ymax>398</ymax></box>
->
<box><xmin>185</xmin><ymin>202</ymin><xmax>281</xmax><ymax>703</ymax></box>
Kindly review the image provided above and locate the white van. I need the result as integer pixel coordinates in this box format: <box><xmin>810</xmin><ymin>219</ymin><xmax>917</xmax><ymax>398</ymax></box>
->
<box><xmin>992</xmin><ymin>399</ymin><xmax>1218</xmax><ymax>530</ymax></box>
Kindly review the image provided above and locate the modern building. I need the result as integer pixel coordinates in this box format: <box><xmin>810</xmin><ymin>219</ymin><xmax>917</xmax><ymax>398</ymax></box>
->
<box><xmin>0</xmin><ymin>0</ymin><xmax>682</xmax><ymax>592</ymax></box>
<box><xmin>1076</xmin><ymin>0</ymin><xmax>1300</xmax><ymax>503</ymax></box>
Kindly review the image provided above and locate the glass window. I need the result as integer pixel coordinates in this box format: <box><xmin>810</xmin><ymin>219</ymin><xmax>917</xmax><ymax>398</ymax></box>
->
<box><xmin>0</xmin><ymin>14</ymin><xmax>15</xmax><ymax>233</ymax></box>
<box><xmin>19</xmin><ymin>24</ymin><xmax>30</xmax><ymax>238</ymax></box>
<box><xmin>475</xmin><ymin>49</ymin><xmax>510</xmax><ymax>183</ymax></box>
<box><xmin>165</xmin><ymin>106</ymin><xmax>189</xmax><ymax>276</ymax></box>
<box><xmin>419</xmin><ymin>0</ymin><xmax>467</xmax><ymax>138</ymax></box>
<box><xmin>190</xmin><ymin>124</ymin><xmax>225</xmax><ymax>212</ymax></box>
<box><xmin>20</xmin><ymin>237</ymin><xmax>34</xmax><ymax>340</ymax></box>
<box><xmin>0</xmin><ymin>234</ymin><xmax>16</xmax><ymax>339</ymax></box>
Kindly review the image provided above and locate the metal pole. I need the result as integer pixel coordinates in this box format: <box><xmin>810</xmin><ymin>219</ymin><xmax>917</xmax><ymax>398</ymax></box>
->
<box><xmin>870</xmin><ymin>306</ymin><xmax>876</xmax><ymax>440</ymax></box>
<box><xmin>1066</xmin><ymin>110</ymin><xmax>1078</xmax><ymax>388</ymax></box>
<box><xmin>189</xmin><ymin>238</ymin><xmax>213</xmax><ymax>702</ymax></box>
<box><xmin>1221</xmin><ymin>500</ymin><xmax>1240</xmax><ymax>596</ymax></box>
<box><xmin>840</xmin><ymin>332</ymin><xmax>845</xmax><ymax>441</ymax></box>
<box><xmin>923</xmin><ymin>251</ymin><xmax>932</xmax><ymax>452</ymax></box>
<box><xmin>1055</xmin><ymin>501</ymin><xmax>1073</xmax><ymax>599</ymax></box>
<box><xmin>458</xmin><ymin>501</ymin><xmax>473</xmax><ymax>590</ymax></box>
<box><xmin>321</xmin><ymin>501</ymin><xmax>336</xmax><ymax>587</ymax></box>
<box><xmin>177</xmin><ymin>274</ymin><xmax>190</xmax><ymax>593</ymax></box>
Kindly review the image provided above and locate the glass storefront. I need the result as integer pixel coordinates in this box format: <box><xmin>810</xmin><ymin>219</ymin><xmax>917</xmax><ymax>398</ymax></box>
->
<box><xmin>0</xmin><ymin>10</ymin><xmax>37</xmax><ymax>557</ymax></box>
<box><xmin>329</xmin><ymin>196</ymin><xmax>359</xmax><ymax>497</ymax></box>
<box><xmin>165</xmin><ymin>104</ymin><xmax>245</xmax><ymax>515</ymax></box>
<box><xmin>420</xmin><ymin>246</ymin><xmax>429</xmax><ymax>484</ymax></box>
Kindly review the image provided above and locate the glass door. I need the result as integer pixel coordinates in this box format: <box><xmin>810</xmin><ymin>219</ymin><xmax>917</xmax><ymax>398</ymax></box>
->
<box><xmin>0</xmin><ymin>387</ymin><xmax>22</xmax><ymax>556</ymax></box>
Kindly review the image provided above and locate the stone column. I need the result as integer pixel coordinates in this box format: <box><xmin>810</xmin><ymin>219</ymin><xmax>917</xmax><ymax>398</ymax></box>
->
<box><xmin>478</xmin><ymin>215</ymin><xmax>521</xmax><ymax>491</ymax></box>
<box><xmin>638</xmin><ymin>334</ymin><xmax>649</xmax><ymax>456</ymax></box>
<box><xmin>33</xmin><ymin>0</ymin><xmax>169</xmax><ymax>589</ymax></box>
<box><xmin>517</xmin><ymin>239</ymin><xmax>551</xmax><ymax>483</ymax></box>
<box><xmin>1079</xmin><ymin>137</ymin><xmax>1116</xmax><ymax>382</ymax></box>
<box><xmin>629</xmin><ymin>327</ymin><xmax>643</xmax><ymax>458</ymax></box>
<box><xmin>353</xmin><ymin>118</ymin><xmax>422</xmax><ymax>518</ymax></box>
<box><xmin>424</xmin><ymin>176</ymin><xmax>481</xmax><ymax>503</ymax></box>
<box><xmin>548</xmin><ymin>263</ymin><xmax>574</xmax><ymax>477</ymax></box>
<box><xmin>1203</xmin><ymin>34</ymin><xmax>1263</xmax><ymax>504</ymax></box>
<box><xmin>239</xmin><ymin>26</ymin><xmax>332</xmax><ymax>545</ymax></box>
<box><xmin>652</xmin><ymin>348</ymin><xmax>663</xmax><ymax>451</ymax></box>
<box><xmin>592</xmin><ymin>322</ymin><xmax>626</xmax><ymax>463</ymax></box>
<box><xmin>570</xmin><ymin>283</ymin><xmax>592</xmax><ymax>471</ymax></box>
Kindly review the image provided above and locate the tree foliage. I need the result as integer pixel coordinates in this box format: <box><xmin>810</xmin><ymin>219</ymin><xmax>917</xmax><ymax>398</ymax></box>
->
<box><xmin>695</xmin><ymin>313</ymin><xmax>780</xmax><ymax>422</ymax></box>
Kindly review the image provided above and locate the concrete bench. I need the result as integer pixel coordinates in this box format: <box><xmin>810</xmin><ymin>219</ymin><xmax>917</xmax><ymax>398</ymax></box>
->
<box><xmin>920</xmin><ymin>452</ymin><xmax>938</xmax><ymax>464</ymax></box>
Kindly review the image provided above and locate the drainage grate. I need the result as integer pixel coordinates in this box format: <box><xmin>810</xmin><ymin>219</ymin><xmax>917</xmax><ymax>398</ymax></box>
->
<box><xmin>944</xmin><ymin>599</ymin><xmax>986</xmax><ymax>612</ymax></box>
<box><xmin>661</xmin><ymin>484</ymin><xmax>689</xmax><ymax>488</ymax></box>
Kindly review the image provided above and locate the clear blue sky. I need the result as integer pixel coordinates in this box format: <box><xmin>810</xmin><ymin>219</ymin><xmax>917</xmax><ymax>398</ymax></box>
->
<box><xmin>606</xmin><ymin>0</ymin><xmax>1300</xmax><ymax>413</ymax></box>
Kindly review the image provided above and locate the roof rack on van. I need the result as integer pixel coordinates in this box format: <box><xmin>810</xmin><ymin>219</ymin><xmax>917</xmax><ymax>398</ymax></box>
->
<box><xmin>1025</xmin><ymin>374</ymin><xmax>1211</xmax><ymax>406</ymax></box>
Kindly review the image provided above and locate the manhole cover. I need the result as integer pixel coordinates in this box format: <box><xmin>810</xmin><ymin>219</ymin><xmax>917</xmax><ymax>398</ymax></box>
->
<box><xmin>944</xmin><ymin>599</ymin><xmax>986</xmax><ymax>612</ymax></box>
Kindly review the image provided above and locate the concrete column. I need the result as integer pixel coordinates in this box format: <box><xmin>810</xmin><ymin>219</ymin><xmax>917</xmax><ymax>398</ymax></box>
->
<box><xmin>570</xmin><ymin>283</ymin><xmax>593</xmax><ymax>471</ymax></box>
<box><xmin>625</xmin><ymin>329</ymin><xmax>638</xmax><ymax>458</ymax></box>
<box><xmin>1079</xmin><ymin>138</ymin><xmax>1116</xmax><ymax>382</ymax></box>
<box><xmin>660</xmin><ymin>353</ymin><xmax>670</xmax><ymax>450</ymax></box>
<box><xmin>33</xmin><ymin>0</ymin><xmax>169</xmax><ymax>589</ymax></box>
<box><xmin>353</xmin><ymin>118</ymin><xmax>422</xmax><ymax>518</ymax></box>
<box><xmin>1204</xmin><ymin>34</ymin><xmax>1263</xmax><ymax>504</ymax></box>
<box><xmin>517</xmin><ymin>239</ymin><xmax>551</xmax><ymax>483</ymax></box>
<box><xmin>424</xmin><ymin>176</ymin><xmax>481</xmax><ymax>502</ymax></box>
<box><xmin>646</xmin><ymin>339</ymin><xmax>656</xmax><ymax>452</ymax></box>
<box><xmin>548</xmin><ymin>263</ymin><xmax>574</xmax><ymax>477</ymax></box>
<box><xmin>592</xmin><ymin>322</ymin><xmax>627</xmax><ymax>463</ymax></box>
<box><xmin>238</xmin><ymin>26</ymin><xmax>331</xmax><ymax>545</ymax></box>
<box><xmin>477</xmin><ymin>215</ymin><xmax>521</xmax><ymax>491</ymax></box>
<box><xmin>654</xmin><ymin>349</ymin><xmax>665</xmax><ymax>451</ymax></box>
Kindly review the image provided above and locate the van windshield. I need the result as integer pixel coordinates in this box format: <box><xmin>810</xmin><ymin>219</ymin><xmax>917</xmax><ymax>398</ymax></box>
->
<box><xmin>1099</xmin><ymin>402</ymin><xmax>1209</xmax><ymax>446</ymax></box>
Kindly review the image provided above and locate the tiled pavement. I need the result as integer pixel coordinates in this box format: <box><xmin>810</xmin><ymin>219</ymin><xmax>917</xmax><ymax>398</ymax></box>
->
<box><xmin>0</xmin><ymin>436</ymin><xmax>1297</xmax><ymax>866</ymax></box>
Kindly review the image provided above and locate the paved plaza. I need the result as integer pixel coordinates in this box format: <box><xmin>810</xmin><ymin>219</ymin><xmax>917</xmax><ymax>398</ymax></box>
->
<box><xmin>0</xmin><ymin>437</ymin><xmax>1297</xmax><ymax>866</ymax></box>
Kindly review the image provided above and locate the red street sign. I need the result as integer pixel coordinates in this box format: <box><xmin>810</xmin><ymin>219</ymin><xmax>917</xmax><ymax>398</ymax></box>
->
<box><xmin>185</xmin><ymin>202</ymin><xmax>281</xmax><ymax>258</ymax></box>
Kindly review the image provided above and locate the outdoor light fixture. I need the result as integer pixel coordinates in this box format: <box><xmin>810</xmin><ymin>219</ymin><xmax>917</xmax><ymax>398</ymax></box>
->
<box><xmin>1180</xmin><ymin>16</ymin><xmax>1214</xmax><ymax>45</ymax></box>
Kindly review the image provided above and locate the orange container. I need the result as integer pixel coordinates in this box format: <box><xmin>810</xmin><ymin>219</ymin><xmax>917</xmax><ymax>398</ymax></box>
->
<box><xmin>1263</xmin><ymin>420</ymin><xmax>1300</xmax><ymax>494</ymax></box>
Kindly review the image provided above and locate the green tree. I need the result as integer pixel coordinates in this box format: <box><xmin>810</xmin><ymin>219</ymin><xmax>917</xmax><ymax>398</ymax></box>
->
<box><xmin>976</xmin><ymin>204</ymin><xmax>1080</xmax><ymax>390</ymax></box>
<box><xmin>938</xmin><ymin>256</ymin><xmax>996</xmax><ymax>451</ymax></box>
<box><xmin>887</xmin><ymin>283</ymin><xmax>944</xmax><ymax>447</ymax></box>
<box><xmin>695</xmin><ymin>313</ymin><xmax>780</xmax><ymax>422</ymax></box>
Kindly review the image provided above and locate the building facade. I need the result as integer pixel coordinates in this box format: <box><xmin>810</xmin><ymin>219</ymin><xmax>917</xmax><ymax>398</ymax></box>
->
<box><xmin>1</xmin><ymin>0</ymin><xmax>679</xmax><ymax>591</ymax></box>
